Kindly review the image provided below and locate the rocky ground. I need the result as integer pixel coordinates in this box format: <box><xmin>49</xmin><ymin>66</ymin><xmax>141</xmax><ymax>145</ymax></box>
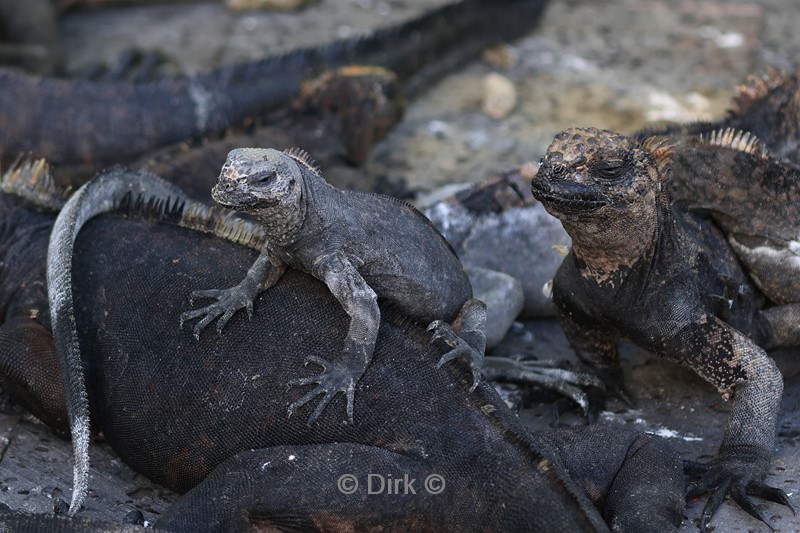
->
<box><xmin>1</xmin><ymin>0</ymin><xmax>799</xmax><ymax>531</ymax></box>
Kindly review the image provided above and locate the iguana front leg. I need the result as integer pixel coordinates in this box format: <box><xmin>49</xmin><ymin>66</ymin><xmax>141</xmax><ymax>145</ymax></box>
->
<box><xmin>179</xmin><ymin>246</ymin><xmax>286</xmax><ymax>339</ymax></box>
<box><xmin>288</xmin><ymin>252</ymin><xmax>379</xmax><ymax>425</ymax></box>
<box><xmin>559</xmin><ymin>312</ymin><xmax>634</xmax><ymax>407</ymax></box>
<box><xmin>674</xmin><ymin>315</ymin><xmax>793</xmax><ymax>530</ymax></box>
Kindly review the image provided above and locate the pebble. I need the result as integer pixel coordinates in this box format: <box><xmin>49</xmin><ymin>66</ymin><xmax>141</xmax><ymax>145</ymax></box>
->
<box><xmin>482</xmin><ymin>73</ymin><xmax>517</xmax><ymax>119</ymax></box>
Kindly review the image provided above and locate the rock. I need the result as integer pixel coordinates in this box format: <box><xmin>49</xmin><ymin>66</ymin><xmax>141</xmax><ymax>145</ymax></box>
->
<box><xmin>482</xmin><ymin>73</ymin><xmax>517</xmax><ymax>119</ymax></box>
<box><xmin>460</xmin><ymin>204</ymin><xmax>568</xmax><ymax>318</ymax></box>
<box><xmin>466</xmin><ymin>266</ymin><xmax>524</xmax><ymax>348</ymax></box>
<box><xmin>424</xmin><ymin>169</ymin><xmax>569</xmax><ymax>318</ymax></box>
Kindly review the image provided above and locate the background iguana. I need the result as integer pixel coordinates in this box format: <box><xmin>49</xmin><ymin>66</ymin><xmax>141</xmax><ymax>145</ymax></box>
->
<box><xmin>531</xmin><ymin>126</ymin><xmax>797</xmax><ymax>531</ymax></box>
<box><xmin>0</xmin><ymin>0</ymin><xmax>549</xmax><ymax>184</ymax></box>
<box><xmin>0</xmin><ymin>163</ymin><xmax>686</xmax><ymax>531</ymax></box>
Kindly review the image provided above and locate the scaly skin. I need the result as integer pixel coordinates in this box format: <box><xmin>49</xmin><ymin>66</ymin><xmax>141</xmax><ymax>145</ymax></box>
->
<box><xmin>180</xmin><ymin>147</ymin><xmax>482</xmax><ymax>425</ymax></box>
<box><xmin>531</xmin><ymin>127</ymin><xmax>795</xmax><ymax>531</ymax></box>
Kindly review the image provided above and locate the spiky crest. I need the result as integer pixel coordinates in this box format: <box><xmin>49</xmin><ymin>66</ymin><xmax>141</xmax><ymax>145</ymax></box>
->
<box><xmin>701</xmin><ymin>127</ymin><xmax>765</xmax><ymax>157</ymax></box>
<box><xmin>730</xmin><ymin>66</ymin><xmax>791</xmax><ymax>118</ymax></box>
<box><xmin>284</xmin><ymin>147</ymin><xmax>322</xmax><ymax>176</ymax></box>
<box><xmin>112</xmin><ymin>191</ymin><xmax>267</xmax><ymax>251</ymax></box>
<box><xmin>642</xmin><ymin>136</ymin><xmax>674</xmax><ymax>177</ymax></box>
<box><xmin>0</xmin><ymin>157</ymin><xmax>68</xmax><ymax>211</ymax></box>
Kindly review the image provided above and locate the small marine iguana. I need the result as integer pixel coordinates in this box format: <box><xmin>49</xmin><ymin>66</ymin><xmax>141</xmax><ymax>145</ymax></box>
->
<box><xmin>180</xmin><ymin>147</ymin><xmax>484</xmax><ymax>425</ymax></box>
<box><xmin>531</xmin><ymin>126</ymin><xmax>797</xmax><ymax>531</ymax></box>
<box><xmin>0</xmin><ymin>164</ymin><xmax>686</xmax><ymax>530</ymax></box>
<box><xmin>0</xmin><ymin>0</ymin><xmax>549</xmax><ymax>183</ymax></box>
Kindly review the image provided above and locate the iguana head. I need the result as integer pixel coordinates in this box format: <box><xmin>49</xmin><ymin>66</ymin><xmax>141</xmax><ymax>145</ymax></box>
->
<box><xmin>532</xmin><ymin>127</ymin><xmax>667</xmax><ymax>217</ymax></box>
<box><xmin>212</xmin><ymin>147</ymin><xmax>312</xmax><ymax>242</ymax></box>
<box><xmin>213</xmin><ymin>148</ymin><xmax>303</xmax><ymax>212</ymax></box>
<box><xmin>531</xmin><ymin>127</ymin><xmax>670</xmax><ymax>278</ymax></box>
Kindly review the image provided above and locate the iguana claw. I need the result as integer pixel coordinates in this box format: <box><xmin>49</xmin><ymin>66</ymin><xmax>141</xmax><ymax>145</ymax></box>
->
<box><xmin>481</xmin><ymin>356</ymin><xmax>606</xmax><ymax>420</ymax></box>
<box><xmin>180</xmin><ymin>287</ymin><xmax>255</xmax><ymax>339</ymax></box>
<box><xmin>684</xmin><ymin>445</ymin><xmax>794</xmax><ymax>531</ymax></box>
<box><xmin>428</xmin><ymin>320</ymin><xmax>483</xmax><ymax>391</ymax></box>
<box><xmin>287</xmin><ymin>355</ymin><xmax>358</xmax><ymax>425</ymax></box>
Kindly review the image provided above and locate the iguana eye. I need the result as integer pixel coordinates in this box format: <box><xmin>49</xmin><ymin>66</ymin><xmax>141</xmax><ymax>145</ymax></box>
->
<box><xmin>551</xmin><ymin>163</ymin><xmax>566</xmax><ymax>176</ymax></box>
<box><xmin>594</xmin><ymin>161</ymin><xmax>625</xmax><ymax>180</ymax></box>
<box><xmin>250</xmin><ymin>170</ymin><xmax>277</xmax><ymax>184</ymax></box>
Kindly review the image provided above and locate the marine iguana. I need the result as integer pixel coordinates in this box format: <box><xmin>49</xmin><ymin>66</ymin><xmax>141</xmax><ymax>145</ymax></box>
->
<box><xmin>0</xmin><ymin>0</ymin><xmax>549</xmax><ymax>183</ymax></box>
<box><xmin>0</xmin><ymin>163</ymin><xmax>686</xmax><ymax>530</ymax></box>
<box><xmin>530</xmin><ymin>126</ymin><xmax>797</xmax><ymax>531</ymax></box>
<box><xmin>180</xmin><ymin>147</ymin><xmax>485</xmax><ymax>426</ymax></box>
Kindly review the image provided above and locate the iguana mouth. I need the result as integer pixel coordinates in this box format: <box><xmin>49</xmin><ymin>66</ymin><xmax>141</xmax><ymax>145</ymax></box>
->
<box><xmin>211</xmin><ymin>185</ymin><xmax>272</xmax><ymax>209</ymax></box>
<box><xmin>531</xmin><ymin>180</ymin><xmax>607</xmax><ymax>212</ymax></box>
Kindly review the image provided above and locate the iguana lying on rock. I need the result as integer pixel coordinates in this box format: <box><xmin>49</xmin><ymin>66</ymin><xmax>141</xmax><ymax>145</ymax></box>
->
<box><xmin>180</xmin><ymin>147</ymin><xmax>485</xmax><ymax>425</ymax></box>
<box><xmin>0</xmin><ymin>163</ymin><xmax>686</xmax><ymax>530</ymax></box>
<box><xmin>531</xmin><ymin>126</ymin><xmax>797</xmax><ymax>531</ymax></box>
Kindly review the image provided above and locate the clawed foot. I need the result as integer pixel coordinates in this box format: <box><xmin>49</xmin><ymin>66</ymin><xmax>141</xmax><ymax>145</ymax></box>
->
<box><xmin>427</xmin><ymin>320</ymin><xmax>483</xmax><ymax>392</ymax></box>
<box><xmin>685</xmin><ymin>446</ymin><xmax>796</xmax><ymax>531</ymax></box>
<box><xmin>179</xmin><ymin>287</ymin><xmax>255</xmax><ymax>340</ymax></box>
<box><xmin>481</xmin><ymin>356</ymin><xmax>606</xmax><ymax>421</ymax></box>
<box><xmin>287</xmin><ymin>356</ymin><xmax>360</xmax><ymax>425</ymax></box>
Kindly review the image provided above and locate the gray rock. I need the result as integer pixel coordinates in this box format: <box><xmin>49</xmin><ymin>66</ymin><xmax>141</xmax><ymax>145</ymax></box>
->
<box><xmin>461</xmin><ymin>204</ymin><xmax>568</xmax><ymax>318</ymax></box>
<box><xmin>424</xmin><ymin>176</ymin><xmax>569</xmax><ymax>319</ymax></box>
<box><xmin>466</xmin><ymin>266</ymin><xmax>524</xmax><ymax>348</ymax></box>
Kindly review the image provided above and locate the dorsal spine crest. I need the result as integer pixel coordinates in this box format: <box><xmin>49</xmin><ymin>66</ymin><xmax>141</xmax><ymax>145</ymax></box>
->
<box><xmin>642</xmin><ymin>137</ymin><xmax>674</xmax><ymax>176</ymax></box>
<box><xmin>284</xmin><ymin>147</ymin><xmax>322</xmax><ymax>176</ymax></box>
<box><xmin>701</xmin><ymin>127</ymin><xmax>764</xmax><ymax>156</ymax></box>
<box><xmin>0</xmin><ymin>157</ymin><xmax>67</xmax><ymax>211</ymax></box>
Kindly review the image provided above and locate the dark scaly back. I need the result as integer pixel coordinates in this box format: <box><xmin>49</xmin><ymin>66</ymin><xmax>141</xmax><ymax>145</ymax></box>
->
<box><xmin>287</xmin><ymin>146</ymin><xmax>462</xmax><ymax>260</ymax></box>
<box><xmin>0</xmin><ymin>158</ymin><xmax>65</xmax><ymax>325</ymax></box>
<box><xmin>47</xmin><ymin>167</ymin><xmax>224</xmax><ymax>515</ymax></box>
<box><xmin>668</xmin><ymin>127</ymin><xmax>800</xmax><ymax>244</ymax></box>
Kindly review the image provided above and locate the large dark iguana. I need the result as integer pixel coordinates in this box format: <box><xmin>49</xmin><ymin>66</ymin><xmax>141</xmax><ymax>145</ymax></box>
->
<box><xmin>0</xmin><ymin>164</ymin><xmax>687</xmax><ymax>531</ymax></box>
<box><xmin>530</xmin><ymin>126</ymin><xmax>797</xmax><ymax>531</ymax></box>
<box><xmin>0</xmin><ymin>0</ymin><xmax>549</xmax><ymax>183</ymax></box>
<box><xmin>179</xmin><ymin>147</ymin><xmax>485</xmax><ymax>427</ymax></box>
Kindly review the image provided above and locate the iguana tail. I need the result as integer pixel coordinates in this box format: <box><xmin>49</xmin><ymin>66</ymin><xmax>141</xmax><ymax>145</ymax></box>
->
<box><xmin>46</xmin><ymin>167</ymin><xmax>190</xmax><ymax>515</ymax></box>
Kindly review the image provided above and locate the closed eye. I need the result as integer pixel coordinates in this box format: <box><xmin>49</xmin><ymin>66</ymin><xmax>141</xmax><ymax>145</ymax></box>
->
<box><xmin>249</xmin><ymin>170</ymin><xmax>277</xmax><ymax>184</ymax></box>
<box><xmin>593</xmin><ymin>161</ymin><xmax>625</xmax><ymax>180</ymax></box>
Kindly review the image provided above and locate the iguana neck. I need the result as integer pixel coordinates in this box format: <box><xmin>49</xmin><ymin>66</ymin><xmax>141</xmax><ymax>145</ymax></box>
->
<box><xmin>563</xmin><ymin>199</ymin><xmax>665</xmax><ymax>285</ymax></box>
<box><xmin>253</xmin><ymin>183</ymin><xmax>308</xmax><ymax>248</ymax></box>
